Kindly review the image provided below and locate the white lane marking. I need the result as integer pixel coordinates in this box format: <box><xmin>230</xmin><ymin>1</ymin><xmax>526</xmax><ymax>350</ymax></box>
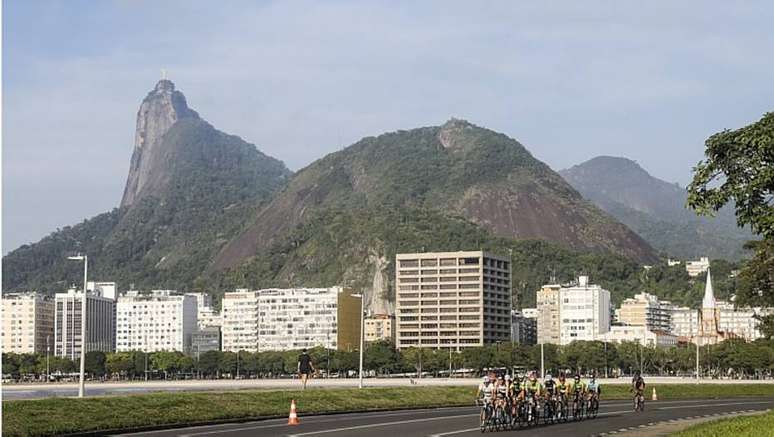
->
<box><xmin>286</xmin><ymin>413</ymin><xmax>476</xmax><ymax>436</ymax></box>
<box><xmin>659</xmin><ymin>401</ymin><xmax>774</xmax><ymax>410</ymax></box>
<box><xmin>122</xmin><ymin>408</ymin><xmax>473</xmax><ymax>436</ymax></box>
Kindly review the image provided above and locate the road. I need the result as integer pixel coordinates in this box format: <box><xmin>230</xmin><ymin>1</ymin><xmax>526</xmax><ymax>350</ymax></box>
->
<box><xmin>3</xmin><ymin>377</ymin><xmax>770</xmax><ymax>400</ymax></box>
<box><xmin>115</xmin><ymin>397</ymin><xmax>774</xmax><ymax>437</ymax></box>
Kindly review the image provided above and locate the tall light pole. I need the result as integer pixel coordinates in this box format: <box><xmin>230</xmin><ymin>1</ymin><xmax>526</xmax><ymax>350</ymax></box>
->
<box><xmin>696</xmin><ymin>337</ymin><xmax>700</xmax><ymax>380</ymax></box>
<box><xmin>67</xmin><ymin>254</ymin><xmax>88</xmax><ymax>398</ymax></box>
<box><xmin>46</xmin><ymin>335</ymin><xmax>51</xmax><ymax>382</ymax></box>
<box><xmin>540</xmin><ymin>343</ymin><xmax>545</xmax><ymax>379</ymax></box>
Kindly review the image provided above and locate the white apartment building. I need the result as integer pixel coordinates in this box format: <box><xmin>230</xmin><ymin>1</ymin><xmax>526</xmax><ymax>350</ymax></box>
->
<box><xmin>257</xmin><ymin>287</ymin><xmax>359</xmax><ymax>351</ymax></box>
<box><xmin>54</xmin><ymin>288</ymin><xmax>116</xmax><ymax>359</ymax></box>
<box><xmin>717</xmin><ymin>301</ymin><xmax>773</xmax><ymax>341</ymax></box>
<box><xmin>116</xmin><ymin>291</ymin><xmax>198</xmax><ymax>352</ymax></box>
<box><xmin>365</xmin><ymin>314</ymin><xmax>394</xmax><ymax>343</ymax></box>
<box><xmin>2</xmin><ymin>292</ymin><xmax>55</xmax><ymax>354</ymax></box>
<box><xmin>395</xmin><ymin>251</ymin><xmax>512</xmax><ymax>350</ymax></box>
<box><xmin>536</xmin><ymin>284</ymin><xmax>561</xmax><ymax>344</ymax></box>
<box><xmin>670</xmin><ymin>306</ymin><xmax>699</xmax><ymax>338</ymax></box>
<box><xmin>88</xmin><ymin>281</ymin><xmax>117</xmax><ymax>300</ymax></box>
<box><xmin>686</xmin><ymin>257</ymin><xmax>710</xmax><ymax>277</ymax></box>
<box><xmin>600</xmin><ymin>325</ymin><xmax>678</xmax><ymax>347</ymax></box>
<box><xmin>558</xmin><ymin>276</ymin><xmax>611</xmax><ymax>345</ymax></box>
<box><xmin>618</xmin><ymin>292</ymin><xmax>672</xmax><ymax>332</ymax></box>
<box><xmin>221</xmin><ymin>289</ymin><xmax>260</xmax><ymax>352</ymax></box>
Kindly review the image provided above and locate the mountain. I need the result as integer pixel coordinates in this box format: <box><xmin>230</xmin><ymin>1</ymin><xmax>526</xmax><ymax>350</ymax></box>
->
<box><xmin>2</xmin><ymin>80</ymin><xmax>291</xmax><ymax>292</ymax></box>
<box><xmin>559</xmin><ymin>156</ymin><xmax>752</xmax><ymax>260</ymax></box>
<box><xmin>214</xmin><ymin>120</ymin><xmax>657</xmax><ymax>311</ymax></box>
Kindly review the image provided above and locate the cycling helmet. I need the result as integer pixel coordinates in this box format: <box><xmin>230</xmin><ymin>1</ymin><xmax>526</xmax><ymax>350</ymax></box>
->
<box><xmin>482</xmin><ymin>376</ymin><xmax>489</xmax><ymax>383</ymax></box>
<box><xmin>545</xmin><ymin>374</ymin><xmax>553</xmax><ymax>380</ymax></box>
<box><xmin>574</xmin><ymin>374</ymin><xmax>581</xmax><ymax>381</ymax></box>
<box><xmin>505</xmin><ymin>374</ymin><xmax>511</xmax><ymax>381</ymax></box>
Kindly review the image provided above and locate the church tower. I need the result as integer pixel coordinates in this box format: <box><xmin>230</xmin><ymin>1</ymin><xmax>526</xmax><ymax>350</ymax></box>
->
<box><xmin>700</xmin><ymin>268</ymin><xmax>720</xmax><ymax>340</ymax></box>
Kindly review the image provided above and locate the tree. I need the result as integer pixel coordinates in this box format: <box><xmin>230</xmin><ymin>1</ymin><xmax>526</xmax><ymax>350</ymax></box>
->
<box><xmin>198</xmin><ymin>350</ymin><xmax>221</xmax><ymax>377</ymax></box>
<box><xmin>151</xmin><ymin>351</ymin><xmax>180</xmax><ymax>379</ymax></box>
<box><xmin>687</xmin><ymin>112</ymin><xmax>774</xmax><ymax>311</ymax></box>
<box><xmin>106</xmin><ymin>352</ymin><xmax>134</xmax><ymax>378</ymax></box>
<box><xmin>365</xmin><ymin>340</ymin><xmax>398</xmax><ymax>374</ymax></box>
<box><xmin>85</xmin><ymin>351</ymin><xmax>106</xmax><ymax>377</ymax></box>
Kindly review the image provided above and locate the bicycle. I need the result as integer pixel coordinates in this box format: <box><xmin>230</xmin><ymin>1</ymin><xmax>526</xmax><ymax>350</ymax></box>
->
<box><xmin>493</xmin><ymin>400</ymin><xmax>510</xmax><ymax>431</ymax></box>
<box><xmin>542</xmin><ymin>394</ymin><xmax>556</xmax><ymax>424</ymax></box>
<box><xmin>633</xmin><ymin>390</ymin><xmax>645</xmax><ymax>412</ymax></box>
<box><xmin>556</xmin><ymin>393</ymin><xmax>569</xmax><ymax>422</ymax></box>
<box><xmin>572</xmin><ymin>391</ymin><xmax>585</xmax><ymax>420</ymax></box>
<box><xmin>477</xmin><ymin>399</ymin><xmax>495</xmax><ymax>433</ymax></box>
<box><xmin>586</xmin><ymin>393</ymin><xmax>599</xmax><ymax>419</ymax></box>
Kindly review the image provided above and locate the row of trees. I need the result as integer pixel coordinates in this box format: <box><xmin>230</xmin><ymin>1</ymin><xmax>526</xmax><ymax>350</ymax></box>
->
<box><xmin>5</xmin><ymin>339</ymin><xmax>774</xmax><ymax>381</ymax></box>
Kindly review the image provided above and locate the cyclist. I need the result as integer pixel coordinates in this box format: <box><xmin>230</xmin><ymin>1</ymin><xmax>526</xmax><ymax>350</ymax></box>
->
<box><xmin>522</xmin><ymin>371</ymin><xmax>543</xmax><ymax>422</ymax></box>
<box><xmin>570</xmin><ymin>374</ymin><xmax>587</xmax><ymax>417</ymax></box>
<box><xmin>556</xmin><ymin>372</ymin><xmax>571</xmax><ymax>419</ymax></box>
<box><xmin>494</xmin><ymin>374</ymin><xmax>509</xmax><ymax>411</ymax></box>
<box><xmin>504</xmin><ymin>374</ymin><xmax>516</xmax><ymax>416</ymax></box>
<box><xmin>543</xmin><ymin>373</ymin><xmax>557</xmax><ymax>420</ymax></box>
<box><xmin>631</xmin><ymin>371</ymin><xmax>646</xmax><ymax>411</ymax></box>
<box><xmin>476</xmin><ymin>375</ymin><xmax>494</xmax><ymax>425</ymax></box>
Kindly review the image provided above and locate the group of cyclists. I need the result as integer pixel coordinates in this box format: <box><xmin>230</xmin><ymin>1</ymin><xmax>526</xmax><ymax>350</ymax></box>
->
<box><xmin>476</xmin><ymin>370</ymin><xmax>646</xmax><ymax>432</ymax></box>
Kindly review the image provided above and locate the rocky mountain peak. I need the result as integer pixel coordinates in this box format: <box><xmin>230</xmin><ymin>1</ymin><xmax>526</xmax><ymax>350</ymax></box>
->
<box><xmin>438</xmin><ymin>118</ymin><xmax>474</xmax><ymax>149</ymax></box>
<box><xmin>121</xmin><ymin>79</ymin><xmax>199</xmax><ymax>207</ymax></box>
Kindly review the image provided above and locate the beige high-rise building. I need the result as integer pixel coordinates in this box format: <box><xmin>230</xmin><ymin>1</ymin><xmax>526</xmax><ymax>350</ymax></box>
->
<box><xmin>395</xmin><ymin>251</ymin><xmax>511</xmax><ymax>350</ymax></box>
<box><xmin>536</xmin><ymin>284</ymin><xmax>561</xmax><ymax>344</ymax></box>
<box><xmin>2</xmin><ymin>292</ymin><xmax>55</xmax><ymax>354</ymax></box>
<box><xmin>365</xmin><ymin>314</ymin><xmax>394</xmax><ymax>343</ymax></box>
<box><xmin>618</xmin><ymin>292</ymin><xmax>672</xmax><ymax>332</ymax></box>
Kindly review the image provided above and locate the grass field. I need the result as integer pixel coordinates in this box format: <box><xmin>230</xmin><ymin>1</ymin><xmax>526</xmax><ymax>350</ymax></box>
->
<box><xmin>3</xmin><ymin>384</ymin><xmax>774</xmax><ymax>437</ymax></box>
<box><xmin>673</xmin><ymin>410</ymin><xmax>774</xmax><ymax>436</ymax></box>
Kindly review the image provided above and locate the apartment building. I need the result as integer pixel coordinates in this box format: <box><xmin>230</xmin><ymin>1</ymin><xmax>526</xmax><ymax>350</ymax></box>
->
<box><xmin>191</xmin><ymin>326</ymin><xmax>221</xmax><ymax>355</ymax></box>
<box><xmin>364</xmin><ymin>314</ymin><xmax>394</xmax><ymax>343</ymax></box>
<box><xmin>88</xmin><ymin>281</ymin><xmax>117</xmax><ymax>300</ymax></box>
<box><xmin>257</xmin><ymin>287</ymin><xmax>360</xmax><ymax>352</ymax></box>
<box><xmin>600</xmin><ymin>325</ymin><xmax>678</xmax><ymax>347</ymax></box>
<box><xmin>54</xmin><ymin>288</ymin><xmax>116</xmax><ymax>359</ymax></box>
<box><xmin>395</xmin><ymin>251</ymin><xmax>512</xmax><ymax>350</ymax></box>
<box><xmin>670</xmin><ymin>306</ymin><xmax>700</xmax><ymax>339</ymax></box>
<box><xmin>717</xmin><ymin>301</ymin><xmax>773</xmax><ymax>341</ymax></box>
<box><xmin>2</xmin><ymin>292</ymin><xmax>55</xmax><ymax>354</ymax></box>
<box><xmin>618</xmin><ymin>292</ymin><xmax>672</xmax><ymax>331</ymax></box>
<box><xmin>221</xmin><ymin>289</ymin><xmax>260</xmax><ymax>352</ymax></box>
<box><xmin>536</xmin><ymin>284</ymin><xmax>561</xmax><ymax>344</ymax></box>
<box><xmin>116</xmin><ymin>291</ymin><xmax>198</xmax><ymax>353</ymax></box>
<box><xmin>558</xmin><ymin>276</ymin><xmax>611</xmax><ymax>345</ymax></box>
<box><xmin>686</xmin><ymin>257</ymin><xmax>710</xmax><ymax>277</ymax></box>
<box><xmin>511</xmin><ymin>310</ymin><xmax>537</xmax><ymax>345</ymax></box>
<box><xmin>185</xmin><ymin>292</ymin><xmax>221</xmax><ymax>329</ymax></box>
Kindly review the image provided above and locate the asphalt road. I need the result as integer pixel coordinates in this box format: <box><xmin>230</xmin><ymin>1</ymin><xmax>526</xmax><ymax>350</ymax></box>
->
<box><xmin>114</xmin><ymin>397</ymin><xmax>774</xmax><ymax>437</ymax></box>
<box><xmin>4</xmin><ymin>377</ymin><xmax>770</xmax><ymax>400</ymax></box>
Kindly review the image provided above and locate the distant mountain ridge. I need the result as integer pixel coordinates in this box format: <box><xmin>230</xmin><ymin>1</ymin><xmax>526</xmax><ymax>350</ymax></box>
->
<box><xmin>214</xmin><ymin>120</ymin><xmax>656</xmax><ymax>310</ymax></box>
<box><xmin>559</xmin><ymin>156</ymin><xmax>752</xmax><ymax>260</ymax></box>
<box><xmin>3</xmin><ymin>82</ymin><xmax>660</xmax><ymax>310</ymax></box>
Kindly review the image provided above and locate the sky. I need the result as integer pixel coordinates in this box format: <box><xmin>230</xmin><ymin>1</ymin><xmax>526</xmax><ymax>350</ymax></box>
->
<box><xmin>4</xmin><ymin>1</ymin><xmax>774</xmax><ymax>253</ymax></box>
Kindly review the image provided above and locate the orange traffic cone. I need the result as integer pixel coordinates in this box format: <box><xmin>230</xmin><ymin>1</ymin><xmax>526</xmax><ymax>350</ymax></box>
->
<box><xmin>288</xmin><ymin>399</ymin><xmax>300</xmax><ymax>425</ymax></box>
<box><xmin>652</xmin><ymin>387</ymin><xmax>658</xmax><ymax>401</ymax></box>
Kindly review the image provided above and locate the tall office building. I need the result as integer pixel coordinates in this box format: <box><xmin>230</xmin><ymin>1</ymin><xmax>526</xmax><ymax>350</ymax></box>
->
<box><xmin>116</xmin><ymin>291</ymin><xmax>198</xmax><ymax>352</ymax></box>
<box><xmin>221</xmin><ymin>289</ymin><xmax>260</xmax><ymax>352</ymax></box>
<box><xmin>186</xmin><ymin>292</ymin><xmax>221</xmax><ymax>329</ymax></box>
<box><xmin>511</xmin><ymin>310</ymin><xmax>537</xmax><ymax>345</ymax></box>
<box><xmin>395</xmin><ymin>251</ymin><xmax>511</xmax><ymax>350</ymax></box>
<box><xmin>558</xmin><ymin>276</ymin><xmax>611</xmax><ymax>345</ymax></box>
<box><xmin>257</xmin><ymin>287</ymin><xmax>360</xmax><ymax>352</ymax></box>
<box><xmin>54</xmin><ymin>288</ymin><xmax>116</xmax><ymax>359</ymax></box>
<box><xmin>618</xmin><ymin>292</ymin><xmax>672</xmax><ymax>331</ymax></box>
<box><xmin>536</xmin><ymin>284</ymin><xmax>561</xmax><ymax>344</ymax></box>
<box><xmin>88</xmin><ymin>281</ymin><xmax>117</xmax><ymax>300</ymax></box>
<box><xmin>2</xmin><ymin>292</ymin><xmax>55</xmax><ymax>354</ymax></box>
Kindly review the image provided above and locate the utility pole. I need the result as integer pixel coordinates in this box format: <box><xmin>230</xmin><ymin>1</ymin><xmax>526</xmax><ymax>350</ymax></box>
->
<box><xmin>358</xmin><ymin>295</ymin><xmax>365</xmax><ymax>389</ymax></box>
<box><xmin>696</xmin><ymin>338</ymin><xmax>700</xmax><ymax>380</ymax></box>
<box><xmin>449</xmin><ymin>348</ymin><xmax>453</xmax><ymax>378</ymax></box>
<box><xmin>604</xmin><ymin>340</ymin><xmax>608</xmax><ymax>378</ymax></box>
<box><xmin>540</xmin><ymin>343</ymin><xmax>545</xmax><ymax>379</ymax></box>
<box><xmin>236</xmin><ymin>351</ymin><xmax>240</xmax><ymax>379</ymax></box>
<box><xmin>46</xmin><ymin>335</ymin><xmax>51</xmax><ymax>382</ymax></box>
<box><xmin>67</xmin><ymin>254</ymin><xmax>88</xmax><ymax>398</ymax></box>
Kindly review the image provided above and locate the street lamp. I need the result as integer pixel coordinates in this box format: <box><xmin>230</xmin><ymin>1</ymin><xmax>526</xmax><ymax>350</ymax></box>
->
<box><xmin>351</xmin><ymin>292</ymin><xmax>366</xmax><ymax>389</ymax></box>
<box><xmin>67</xmin><ymin>254</ymin><xmax>87</xmax><ymax>398</ymax></box>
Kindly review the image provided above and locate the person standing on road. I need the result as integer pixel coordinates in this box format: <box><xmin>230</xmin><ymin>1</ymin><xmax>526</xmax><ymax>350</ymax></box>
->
<box><xmin>298</xmin><ymin>348</ymin><xmax>315</xmax><ymax>390</ymax></box>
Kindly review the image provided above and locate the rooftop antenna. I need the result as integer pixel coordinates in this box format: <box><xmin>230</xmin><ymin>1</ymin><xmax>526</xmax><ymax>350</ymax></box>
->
<box><xmin>161</xmin><ymin>68</ymin><xmax>167</xmax><ymax>80</ymax></box>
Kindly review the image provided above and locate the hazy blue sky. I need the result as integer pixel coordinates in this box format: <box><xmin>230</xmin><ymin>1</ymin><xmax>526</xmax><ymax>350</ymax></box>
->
<box><xmin>4</xmin><ymin>1</ymin><xmax>774</xmax><ymax>253</ymax></box>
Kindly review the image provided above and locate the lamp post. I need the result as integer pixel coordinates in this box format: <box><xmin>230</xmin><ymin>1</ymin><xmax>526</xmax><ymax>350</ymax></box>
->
<box><xmin>67</xmin><ymin>254</ymin><xmax>87</xmax><ymax>398</ymax></box>
<box><xmin>46</xmin><ymin>335</ymin><xmax>51</xmax><ymax>382</ymax></box>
